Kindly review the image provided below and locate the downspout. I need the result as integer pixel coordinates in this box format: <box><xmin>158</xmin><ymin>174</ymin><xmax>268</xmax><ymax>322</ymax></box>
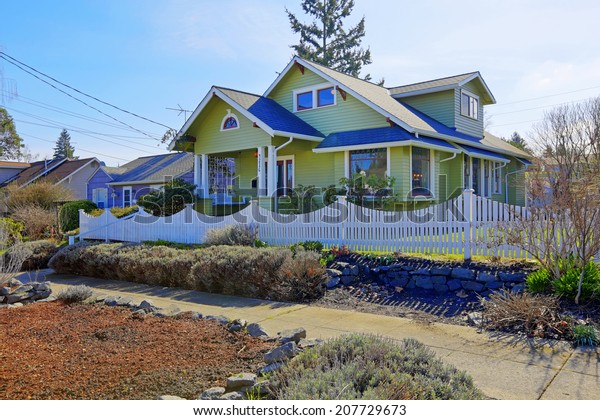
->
<box><xmin>276</xmin><ymin>136</ymin><xmax>294</xmax><ymax>152</ymax></box>
<box><xmin>439</xmin><ymin>153</ymin><xmax>457</xmax><ymax>163</ymax></box>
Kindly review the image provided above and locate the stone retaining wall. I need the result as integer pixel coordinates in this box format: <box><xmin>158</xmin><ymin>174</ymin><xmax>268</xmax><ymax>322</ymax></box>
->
<box><xmin>0</xmin><ymin>280</ymin><xmax>52</xmax><ymax>307</ymax></box>
<box><xmin>326</xmin><ymin>261</ymin><xmax>528</xmax><ymax>295</ymax></box>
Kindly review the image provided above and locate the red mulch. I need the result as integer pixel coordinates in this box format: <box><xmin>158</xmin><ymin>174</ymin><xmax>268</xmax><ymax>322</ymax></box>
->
<box><xmin>0</xmin><ymin>302</ymin><xmax>275</xmax><ymax>399</ymax></box>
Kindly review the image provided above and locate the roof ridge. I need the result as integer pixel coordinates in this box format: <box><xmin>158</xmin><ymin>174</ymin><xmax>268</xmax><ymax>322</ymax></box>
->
<box><xmin>388</xmin><ymin>71</ymin><xmax>478</xmax><ymax>90</ymax></box>
<box><xmin>298</xmin><ymin>56</ymin><xmax>387</xmax><ymax>90</ymax></box>
<box><xmin>214</xmin><ymin>86</ymin><xmax>262</xmax><ymax>98</ymax></box>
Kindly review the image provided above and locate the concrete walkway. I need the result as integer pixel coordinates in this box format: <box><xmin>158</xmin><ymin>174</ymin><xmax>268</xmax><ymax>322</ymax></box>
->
<box><xmin>39</xmin><ymin>271</ymin><xmax>599</xmax><ymax>400</ymax></box>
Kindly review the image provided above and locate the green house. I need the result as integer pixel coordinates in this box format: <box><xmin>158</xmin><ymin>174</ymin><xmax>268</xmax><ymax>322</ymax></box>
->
<box><xmin>169</xmin><ymin>57</ymin><xmax>532</xmax><ymax>212</ymax></box>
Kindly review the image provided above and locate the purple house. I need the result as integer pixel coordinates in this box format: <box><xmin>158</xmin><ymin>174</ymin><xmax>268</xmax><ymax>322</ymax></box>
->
<box><xmin>87</xmin><ymin>153</ymin><xmax>194</xmax><ymax>208</ymax></box>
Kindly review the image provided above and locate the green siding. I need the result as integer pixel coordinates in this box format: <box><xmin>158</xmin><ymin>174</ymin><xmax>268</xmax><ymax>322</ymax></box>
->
<box><xmin>268</xmin><ymin>67</ymin><xmax>388</xmax><ymax>136</ymax></box>
<box><xmin>389</xmin><ymin>147</ymin><xmax>410</xmax><ymax>198</ymax></box>
<box><xmin>236</xmin><ymin>150</ymin><xmax>258</xmax><ymax>193</ymax></box>
<box><xmin>505</xmin><ymin>158</ymin><xmax>526</xmax><ymax>206</ymax></box>
<box><xmin>188</xmin><ymin>98</ymin><xmax>271</xmax><ymax>155</ymax></box>
<box><xmin>333</xmin><ymin>151</ymin><xmax>345</xmax><ymax>183</ymax></box>
<box><xmin>401</xmin><ymin>90</ymin><xmax>455</xmax><ymax>128</ymax></box>
<box><xmin>454</xmin><ymin>81</ymin><xmax>484</xmax><ymax>138</ymax></box>
<box><xmin>439</xmin><ymin>152</ymin><xmax>463</xmax><ymax>200</ymax></box>
<box><xmin>275</xmin><ymin>137</ymin><xmax>336</xmax><ymax>187</ymax></box>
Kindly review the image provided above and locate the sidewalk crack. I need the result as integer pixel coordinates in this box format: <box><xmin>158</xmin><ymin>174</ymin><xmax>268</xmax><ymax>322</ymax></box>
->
<box><xmin>537</xmin><ymin>348</ymin><xmax>574</xmax><ymax>400</ymax></box>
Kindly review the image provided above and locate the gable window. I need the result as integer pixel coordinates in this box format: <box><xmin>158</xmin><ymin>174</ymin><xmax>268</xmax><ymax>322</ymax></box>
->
<box><xmin>349</xmin><ymin>148</ymin><xmax>387</xmax><ymax>179</ymax></box>
<box><xmin>461</xmin><ymin>91</ymin><xmax>479</xmax><ymax>120</ymax></box>
<box><xmin>412</xmin><ymin>147</ymin><xmax>432</xmax><ymax>197</ymax></box>
<box><xmin>220</xmin><ymin>110</ymin><xmax>240</xmax><ymax>131</ymax></box>
<box><xmin>296</xmin><ymin>91</ymin><xmax>313</xmax><ymax>111</ymax></box>
<box><xmin>294</xmin><ymin>84</ymin><xmax>336</xmax><ymax>112</ymax></box>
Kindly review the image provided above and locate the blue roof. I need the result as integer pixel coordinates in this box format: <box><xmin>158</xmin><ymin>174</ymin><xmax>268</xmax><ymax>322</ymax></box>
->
<box><xmin>107</xmin><ymin>153</ymin><xmax>193</xmax><ymax>183</ymax></box>
<box><xmin>459</xmin><ymin>144</ymin><xmax>509</xmax><ymax>161</ymax></box>
<box><xmin>315</xmin><ymin>126</ymin><xmax>459</xmax><ymax>151</ymax></box>
<box><xmin>247</xmin><ymin>97</ymin><xmax>324</xmax><ymax>138</ymax></box>
<box><xmin>401</xmin><ymin>103</ymin><xmax>482</xmax><ymax>143</ymax></box>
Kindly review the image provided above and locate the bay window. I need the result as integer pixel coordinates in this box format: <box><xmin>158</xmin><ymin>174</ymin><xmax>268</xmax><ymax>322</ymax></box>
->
<box><xmin>411</xmin><ymin>147</ymin><xmax>432</xmax><ymax>197</ymax></box>
<box><xmin>349</xmin><ymin>148</ymin><xmax>387</xmax><ymax>179</ymax></box>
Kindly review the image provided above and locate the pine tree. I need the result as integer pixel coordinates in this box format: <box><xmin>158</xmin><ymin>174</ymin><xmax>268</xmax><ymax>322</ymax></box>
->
<box><xmin>53</xmin><ymin>129</ymin><xmax>77</xmax><ymax>159</ymax></box>
<box><xmin>287</xmin><ymin>0</ymin><xmax>372</xmax><ymax>79</ymax></box>
<box><xmin>508</xmin><ymin>131</ymin><xmax>532</xmax><ymax>154</ymax></box>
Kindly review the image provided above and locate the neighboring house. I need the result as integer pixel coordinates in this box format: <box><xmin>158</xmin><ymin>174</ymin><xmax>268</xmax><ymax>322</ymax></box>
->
<box><xmin>0</xmin><ymin>157</ymin><xmax>102</xmax><ymax>200</ymax></box>
<box><xmin>87</xmin><ymin>153</ymin><xmax>194</xmax><ymax>208</ymax></box>
<box><xmin>0</xmin><ymin>161</ymin><xmax>31</xmax><ymax>184</ymax></box>
<box><xmin>170</xmin><ymin>56</ymin><xmax>532</xmax><ymax>209</ymax></box>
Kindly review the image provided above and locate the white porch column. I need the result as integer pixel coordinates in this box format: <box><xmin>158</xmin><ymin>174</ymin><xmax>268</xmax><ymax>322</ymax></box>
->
<box><xmin>267</xmin><ymin>145</ymin><xmax>277</xmax><ymax>197</ymax></box>
<box><xmin>193</xmin><ymin>154</ymin><xmax>202</xmax><ymax>192</ymax></box>
<box><xmin>257</xmin><ymin>146</ymin><xmax>266</xmax><ymax>196</ymax></box>
<box><xmin>200</xmin><ymin>153</ymin><xmax>209</xmax><ymax>198</ymax></box>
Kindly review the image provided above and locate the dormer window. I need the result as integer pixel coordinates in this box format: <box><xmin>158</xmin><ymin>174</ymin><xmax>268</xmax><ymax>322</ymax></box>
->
<box><xmin>220</xmin><ymin>110</ymin><xmax>240</xmax><ymax>131</ymax></box>
<box><xmin>294</xmin><ymin>83</ymin><xmax>336</xmax><ymax>112</ymax></box>
<box><xmin>461</xmin><ymin>91</ymin><xmax>479</xmax><ymax>120</ymax></box>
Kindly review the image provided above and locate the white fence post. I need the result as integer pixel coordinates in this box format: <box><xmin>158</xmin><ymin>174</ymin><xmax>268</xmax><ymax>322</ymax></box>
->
<box><xmin>463</xmin><ymin>189</ymin><xmax>474</xmax><ymax>261</ymax></box>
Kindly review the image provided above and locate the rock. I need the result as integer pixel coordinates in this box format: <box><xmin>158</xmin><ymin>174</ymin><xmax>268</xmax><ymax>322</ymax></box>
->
<box><xmin>477</xmin><ymin>272</ymin><xmax>498</xmax><ymax>283</ymax></box>
<box><xmin>431</xmin><ymin>276</ymin><xmax>447</xmax><ymax>285</ymax></box>
<box><xmin>138</xmin><ymin>299</ymin><xmax>157</xmax><ymax>312</ymax></box>
<box><xmin>298</xmin><ymin>338</ymin><xmax>323</xmax><ymax>349</ymax></box>
<box><xmin>264</xmin><ymin>342</ymin><xmax>297</xmax><ymax>364</ymax></box>
<box><xmin>431</xmin><ymin>266</ymin><xmax>452</xmax><ymax>276</ymax></box>
<box><xmin>8</xmin><ymin>279</ymin><xmax>22</xmax><ymax>287</ymax></box>
<box><xmin>411</xmin><ymin>268</ymin><xmax>431</xmax><ymax>276</ymax></box>
<box><xmin>325</xmin><ymin>268</ymin><xmax>342</xmax><ymax>277</ymax></box>
<box><xmin>451</xmin><ymin>268</ymin><xmax>475</xmax><ymax>280</ymax></box>
<box><xmin>228</xmin><ymin>324</ymin><xmax>244</xmax><ymax>333</ymax></box>
<box><xmin>402</xmin><ymin>265</ymin><xmax>414</xmax><ymax>271</ymax></box>
<box><xmin>226</xmin><ymin>373</ymin><xmax>257</xmax><ymax>390</ymax></box>
<box><xmin>405</xmin><ymin>279</ymin><xmax>416</xmax><ymax>289</ymax></box>
<box><xmin>324</xmin><ymin>277</ymin><xmax>340</xmax><ymax>289</ymax></box>
<box><xmin>131</xmin><ymin>309</ymin><xmax>146</xmax><ymax>316</ymax></box>
<box><xmin>95</xmin><ymin>295</ymin><xmax>107</xmax><ymax>303</ymax></box>
<box><xmin>350</xmin><ymin>265</ymin><xmax>360</xmax><ymax>276</ymax></box>
<box><xmin>379</xmin><ymin>265</ymin><xmax>391</xmax><ymax>272</ymax></box>
<box><xmin>433</xmin><ymin>284</ymin><xmax>449</xmax><ymax>294</ymax></box>
<box><xmin>487</xmin><ymin>281</ymin><xmax>503</xmax><ymax>290</ymax></box>
<box><xmin>390</xmin><ymin>278</ymin><xmax>408</xmax><ymax>288</ymax></box>
<box><xmin>191</xmin><ymin>312</ymin><xmax>203</xmax><ymax>320</ymax></box>
<box><xmin>12</xmin><ymin>284</ymin><xmax>34</xmax><ymax>294</ymax></box>
<box><xmin>10</xmin><ymin>302</ymin><xmax>23</xmax><ymax>308</ymax></box>
<box><xmin>205</xmin><ymin>315</ymin><xmax>229</xmax><ymax>325</ymax></box>
<box><xmin>461</xmin><ymin>281</ymin><xmax>484</xmax><ymax>292</ymax></box>
<box><xmin>241</xmin><ymin>380</ymin><xmax>270</xmax><ymax>396</ymax></box>
<box><xmin>104</xmin><ymin>296</ymin><xmax>120</xmax><ymax>306</ymax></box>
<box><xmin>278</xmin><ymin>328</ymin><xmax>306</xmax><ymax>344</ymax></box>
<box><xmin>447</xmin><ymin>279</ymin><xmax>462</xmax><ymax>291</ymax></box>
<box><xmin>158</xmin><ymin>395</ymin><xmax>185</xmax><ymax>400</ymax></box>
<box><xmin>340</xmin><ymin>275</ymin><xmax>356</xmax><ymax>285</ymax></box>
<box><xmin>455</xmin><ymin>290</ymin><xmax>469</xmax><ymax>298</ymax></box>
<box><xmin>6</xmin><ymin>293</ymin><xmax>28</xmax><ymax>304</ymax></box>
<box><xmin>0</xmin><ymin>287</ymin><xmax>10</xmax><ymax>296</ymax></box>
<box><xmin>219</xmin><ymin>392</ymin><xmax>244</xmax><ymax>400</ymax></box>
<box><xmin>0</xmin><ymin>296</ymin><xmax>4</xmax><ymax>303</ymax></box>
<box><xmin>246</xmin><ymin>323</ymin><xmax>269</xmax><ymax>338</ymax></box>
<box><xmin>467</xmin><ymin>311</ymin><xmax>485</xmax><ymax>327</ymax></box>
<box><xmin>31</xmin><ymin>290</ymin><xmax>51</xmax><ymax>301</ymax></box>
<box><xmin>414</xmin><ymin>276</ymin><xmax>434</xmax><ymax>290</ymax></box>
<box><xmin>33</xmin><ymin>282</ymin><xmax>50</xmax><ymax>292</ymax></box>
<box><xmin>198</xmin><ymin>387</ymin><xmax>226</xmax><ymax>400</ymax></box>
<box><xmin>511</xmin><ymin>284</ymin><xmax>526</xmax><ymax>294</ymax></box>
<box><xmin>499</xmin><ymin>272</ymin><xmax>526</xmax><ymax>282</ymax></box>
<box><xmin>258</xmin><ymin>362</ymin><xmax>284</xmax><ymax>376</ymax></box>
<box><xmin>154</xmin><ymin>304</ymin><xmax>182</xmax><ymax>318</ymax></box>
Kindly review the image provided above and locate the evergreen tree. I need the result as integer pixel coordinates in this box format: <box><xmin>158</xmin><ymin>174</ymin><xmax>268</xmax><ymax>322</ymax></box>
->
<box><xmin>53</xmin><ymin>129</ymin><xmax>77</xmax><ymax>159</ymax></box>
<box><xmin>507</xmin><ymin>131</ymin><xmax>532</xmax><ymax>154</ymax></box>
<box><xmin>287</xmin><ymin>0</ymin><xmax>372</xmax><ymax>79</ymax></box>
<box><xmin>0</xmin><ymin>107</ymin><xmax>24</xmax><ymax>160</ymax></box>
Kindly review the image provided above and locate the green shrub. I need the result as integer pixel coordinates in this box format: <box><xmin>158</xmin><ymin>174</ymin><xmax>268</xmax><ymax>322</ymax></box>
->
<box><xmin>56</xmin><ymin>285</ymin><xmax>93</xmax><ymax>304</ymax></box>
<box><xmin>0</xmin><ymin>218</ymin><xmax>25</xmax><ymax>245</ymax></box>
<box><xmin>111</xmin><ymin>205</ymin><xmax>138</xmax><ymax>218</ymax></box>
<box><xmin>137</xmin><ymin>178</ymin><xmax>196</xmax><ymax>216</ymax></box>
<box><xmin>141</xmin><ymin>239</ymin><xmax>193</xmax><ymax>249</ymax></box>
<box><xmin>572</xmin><ymin>325</ymin><xmax>599</xmax><ymax>347</ymax></box>
<box><xmin>290</xmin><ymin>241</ymin><xmax>324</xmax><ymax>254</ymax></box>
<box><xmin>49</xmin><ymin>242</ymin><xmax>326</xmax><ymax>302</ymax></box>
<box><xmin>269</xmin><ymin>334</ymin><xmax>484</xmax><ymax>400</ymax></box>
<box><xmin>58</xmin><ymin>200</ymin><xmax>98</xmax><ymax>232</ymax></box>
<box><xmin>552</xmin><ymin>260</ymin><xmax>600</xmax><ymax>301</ymax></box>
<box><xmin>204</xmin><ymin>224</ymin><xmax>257</xmax><ymax>247</ymax></box>
<box><xmin>6</xmin><ymin>240</ymin><xmax>59</xmax><ymax>270</ymax></box>
<box><xmin>526</xmin><ymin>268</ymin><xmax>552</xmax><ymax>293</ymax></box>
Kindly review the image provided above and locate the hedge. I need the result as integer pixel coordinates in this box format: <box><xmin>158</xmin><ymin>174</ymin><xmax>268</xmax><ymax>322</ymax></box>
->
<box><xmin>59</xmin><ymin>200</ymin><xmax>98</xmax><ymax>232</ymax></box>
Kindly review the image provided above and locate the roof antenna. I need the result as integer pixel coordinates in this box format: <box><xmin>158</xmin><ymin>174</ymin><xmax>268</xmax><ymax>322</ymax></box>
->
<box><xmin>166</xmin><ymin>104</ymin><xmax>193</xmax><ymax>123</ymax></box>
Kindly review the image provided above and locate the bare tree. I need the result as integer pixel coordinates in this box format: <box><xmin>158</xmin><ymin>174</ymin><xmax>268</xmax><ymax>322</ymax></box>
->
<box><xmin>0</xmin><ymin>226</ymin><xmax>30</xmax><ymax>285</ymax></box>
<box><xmin>498</xmin><ymin>97</ymin><xmax>600</xmax><ymax>304</ymax></box>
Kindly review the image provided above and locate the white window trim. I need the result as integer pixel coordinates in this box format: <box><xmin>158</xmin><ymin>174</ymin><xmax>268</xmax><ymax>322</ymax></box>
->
<box><xmin>122</xmin><ymin>186</ymin><xmax>133</xmax><ymax>208</ymax></box>
<box><xmin>410</xmin><ymin>146</ymin><xmax>436</xmax><ymax>199</ymax></box>
<box><xmin>220</xmin><ymin>109</ymin><xmax>240</xmax><ymax>132</ymax></box>
<box><xmin>493</xmin><ymin>162</ymin><xmax>503</xmax><ymax>195</ymax></box>
<box><xmin>293</xmin><ymin>82</ymin><xmax>337</xmax><ymax>113</ymax></box>
<box><xmin>460</xmin><ymin>90</ymin><xmax>479</xmax><ymax>120</ymax></box>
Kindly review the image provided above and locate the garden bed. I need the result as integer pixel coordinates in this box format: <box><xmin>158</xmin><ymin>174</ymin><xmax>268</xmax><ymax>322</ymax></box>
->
<box><xmin>0</xmin><ymin>301</ymin><xmax>275</xmax><ymax>399</ymax></box>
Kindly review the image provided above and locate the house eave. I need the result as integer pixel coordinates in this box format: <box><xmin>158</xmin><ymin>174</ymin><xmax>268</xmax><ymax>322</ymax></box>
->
<box><xmin>312</xmin><ymin>140</ymin><xmax>458</xmax><ymax>154</ymax></box>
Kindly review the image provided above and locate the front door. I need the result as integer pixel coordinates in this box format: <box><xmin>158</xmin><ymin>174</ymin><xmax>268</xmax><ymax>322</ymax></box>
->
<box><xmin>276</xmin><ymin>159</ymin><xmax>293</xmax><ymax>196</ymax></box>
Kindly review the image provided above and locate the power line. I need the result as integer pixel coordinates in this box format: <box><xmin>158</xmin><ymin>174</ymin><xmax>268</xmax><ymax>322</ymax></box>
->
<box><xmin>488</xmin><ymin>95</ymin><xmax>596</xmax><ymax>117</ymax></box>
<box><xmin>1</xmin><ymin>89</ymin><xmax>162</xmax><ymax>137</ymax></box>
<box><xmin>0</xmin><ymin>53</ymin><xmax>162</xmax><ymax>141</ymax></box>
<box><xmin>19</xmin><ymin>131</ymin><xmax>130</xmax><ymax>162</ymax></box>
<box><xmin>491</xmin><ymin>84</ymin><xmax>600</xmax><ymax>107</ymax></box>
<box><xmin>0</xmin><ymin>51</ymin><xmax>173</xmax><ymax>131</ymax></box>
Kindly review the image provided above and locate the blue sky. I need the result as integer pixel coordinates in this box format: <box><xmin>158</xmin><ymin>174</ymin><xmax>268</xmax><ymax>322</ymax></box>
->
<box><xmin>1</xmin><ymin>0</ymin><xmax>600</xmax><ymax>166</ymax></box>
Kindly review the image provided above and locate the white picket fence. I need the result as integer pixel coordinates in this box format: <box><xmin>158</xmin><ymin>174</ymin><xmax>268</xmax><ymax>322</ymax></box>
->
<box><xmin>75</xmin><ymin>190</ymin><xmax>531</xmax><ymax>259</ymax></box>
